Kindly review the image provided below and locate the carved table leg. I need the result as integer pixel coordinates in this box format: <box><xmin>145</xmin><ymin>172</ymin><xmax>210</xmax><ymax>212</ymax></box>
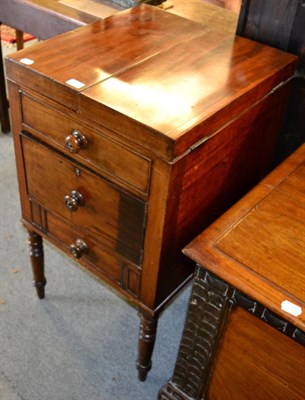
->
<box><xmin>158</xmin><ymin>266</ymin><xmax>234</xmax><ymax>400</ymax></box>
<box><xmin>136</xmin><ymin>310</ymin><xmax>158</xmax><ymax>381</ymax></box>
<box><xmin>28</xmin><ymin>231</ymin><xmax>46</xmax><ymax>299</ymax></box>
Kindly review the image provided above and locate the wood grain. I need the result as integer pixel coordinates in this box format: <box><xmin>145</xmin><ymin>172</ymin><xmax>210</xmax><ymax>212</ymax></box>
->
<box><xmin>209</xmin><ymin>307</ymin><xmax>305</xmax><ymax>400</ymax></box>
<box><xmin>22</xmin><ymin>133</ymin><xmax>147</xmax><ymax>265</ymax></box>
<box><xmin>7</xmin><ymin>3</ymin><xmax>298</xmax><ymax>313</ymax></box>
<box><xmin>6</xmin><ymin>5</ymin><xmax>297</xmax><ymax>160</ymax></box>
<box><xmin>167</xmin><ymin>0</ymin><xmax>238</xmax><ymax>34</ymax></box>
<box><xmin>20</xmin><ymin>92</ymin><xmax>151</xmax><ymax>194</ymax></box>
<box><xmin>184</xmin><ymin>143</ymin><xmax>305</xmax><ymax>331</ymax></box>
<box><xmin>81</xmin><ymin>33</ymin><xmax>297</xmax><ymax>158</ymax></box>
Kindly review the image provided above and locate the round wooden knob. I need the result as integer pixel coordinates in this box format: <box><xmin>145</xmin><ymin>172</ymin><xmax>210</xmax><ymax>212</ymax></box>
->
<box><xmin>69</xmin><ymin>239</ymin><xmax>88</xmax><ymax>259</ymax></box>
<box><xmin>65</xmin><ymin>129</ymin><xmax>88</xmax><ymax>154</ymax></box>
<box><xmin>64</xmin><ymin>190</ymin><xmax>84</xmax><ymax>211</ymax></box>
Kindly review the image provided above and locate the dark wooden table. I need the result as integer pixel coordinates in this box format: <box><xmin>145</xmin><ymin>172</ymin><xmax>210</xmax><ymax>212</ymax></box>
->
<box><xmin>159</xmin><ymin>143</ymin><xmax>305</xmax><ymax>399</ymax></box>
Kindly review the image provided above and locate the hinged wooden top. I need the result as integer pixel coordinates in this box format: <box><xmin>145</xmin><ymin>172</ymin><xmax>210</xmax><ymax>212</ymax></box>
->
<box><xmin>183</xmin><ymin>143</ymin><xmax>305</xmax><ymax>331</ymax></box>
<box><xmin>6</xmin><ymin>4</ymin><xmax>298</xmax><ymax>160</ymax></box>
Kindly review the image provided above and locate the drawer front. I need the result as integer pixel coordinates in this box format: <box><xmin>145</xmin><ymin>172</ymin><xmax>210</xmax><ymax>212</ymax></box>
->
<box><xmin>20</xmin><ymin>93</ymin><xmax>151</xmax><ymax>194</ymax></box>
<box><xmin>44</xmin><ymin>211</ymin><xmax>141</xmax><ymax>299</ymax></box>
<box><xmin>21</xmin><ymin>133</ymin><xmax>147</xmax><ymax>265</ymax></box>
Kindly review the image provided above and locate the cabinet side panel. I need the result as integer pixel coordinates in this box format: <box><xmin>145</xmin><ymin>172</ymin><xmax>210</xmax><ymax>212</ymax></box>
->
<box><xmin>175</xmin><ymin>82</ymin><xmax>291</xmax><ymax>250</ymax></box>
<box><xmin>154</xmin><ymin>157</ymin><xmax>194</xmax><ymax>309</ymax></box>
<box><xmin>154</xmin><ymin>82</ymin><xmax>291</xmax><ymax>308</ymax></box>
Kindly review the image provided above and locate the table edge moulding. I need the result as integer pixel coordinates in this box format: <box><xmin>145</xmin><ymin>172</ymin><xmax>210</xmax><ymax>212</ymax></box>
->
<box><xmin>5</xmin><ymin>4</ymin><xmax>298</xmax><ymax>381</ymax></box>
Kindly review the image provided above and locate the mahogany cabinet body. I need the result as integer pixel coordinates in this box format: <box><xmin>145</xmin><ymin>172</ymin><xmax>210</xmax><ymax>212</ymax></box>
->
<box><xmin>6</xmin><ymin>5</ymin><xmax>297</xmax><ymax>379</ymax></box>
<box><xmin>159</xmin><ymin>144</ymin><xmax>305</xmax><ymax>399</ymax></box>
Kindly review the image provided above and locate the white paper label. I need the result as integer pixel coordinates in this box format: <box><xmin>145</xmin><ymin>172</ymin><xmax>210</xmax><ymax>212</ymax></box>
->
<box><xmin>20</xmin><ymin>58</ymin><xmax>34</xmax><ymax>65</ymax></box>
<box><xmin>281</xmin><ymin>300</ymin><xmax>302</xmax><ymax>317</ymax></box>
<box><xmin>66</xmin><ymin>79</ymin><xmax>85</xmax><ymax>89</ymax></box>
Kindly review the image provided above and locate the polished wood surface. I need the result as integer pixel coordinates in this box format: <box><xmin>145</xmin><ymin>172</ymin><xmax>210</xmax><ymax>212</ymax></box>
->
<box><xmin>59</xmin><ymin>0</ymin><xmax>125</xmax><ymax>19</ymax></box>
<box><xmin>0</xmin><ymin>0</ymin><xmax>99</xmax><ymax>133</ymax></box>
<box><xmin>184</xmin><ymin>143</ymin><xmax>305</xmax><ymax>330</ymax></box>
<box><xmin>160</xmin><ymin>144</ymin><xmax>305</xmax><ymax>400</ymax></box>
<box><xmin>82</xmin><ymin>34</ymin><xmax>295</xmax><ymax>158</ymax></box>
<box><xmin>0</xmin><ymin>0</ymin><xmax>99</xmax><ymax>38</ymax></box>
<box><xmin>0</xmin><ymin>0</ymin><xmax>238</xmax><ymax>134</ymax></box>
<box><xmin>22</xmin><ymin>133</ymin><xmax>147</xmax><ymax>264</ymax></box>
<box><xmin>167</xmin><ymin>0</ymin><xmax>238</xmax><ymax>34</ymax></box>
<box><xmin>0</xmin><ymin>0</ymin><xmax>122</xmax><ymax>134</ymax></box>
<box><xmin>20</xmin><ymin>92</ymin><xmax>151</xmax><ymax>193</ymax></box>
<box><xmin>6</xmin><ymin>5</ymin><xmax>297</xmax><ymax>380</ymax></box>
<box><xmin>6</xmin><ymin>5</ymin><xmax>297</xmax><ymax>159</ymax></box>
<box><xmin>6</xmin><ymin>7</ymin><xmax>206</xmax><ymax>105</ymax></box>
<box><xmin>159</xmin><ymin>267</ymin><xmax>305</xmax><ymax>400</ymax></box>
<box><xmin>209</xmin><ymin>307</ymin><xmax>305</xmax><ymax>400</ymax></box>
<box><xmin>28</xmin><ymin>230</ymin><xmax>46</xmax><ymax>299</ymax></box>
<box><xmin>0</xmin><ymin>0</ymin><xmax>238</xmax><ymax>38</ymax></box>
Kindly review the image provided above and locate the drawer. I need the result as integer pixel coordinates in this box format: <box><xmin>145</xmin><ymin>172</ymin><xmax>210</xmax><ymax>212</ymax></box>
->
<box><xmin>20</xmin><ymin>93</ymin><xmax>151</xmax><ymax>194</ymax></box>
<box><xmin>45</xmin><ymin>210</ymin><xmax>142</xmax><ymax>299</ymax></box>
<box><xmin>21</xmin><ymin>133</ymin><xmax>147</xmax><ymax>265</ymax></box>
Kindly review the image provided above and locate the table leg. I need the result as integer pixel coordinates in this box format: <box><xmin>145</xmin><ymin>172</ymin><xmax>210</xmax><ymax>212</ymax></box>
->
<box><xmin>15</xmin><ymin>29</ymin><xmax>24</xmax><ymax>50</ymax></box>
<box><xmin>136</xmin><ymin>310</ymin><xmax>158</xmax><ymax>381</ymax></box>
<box><xmin>158</xmin><ymin>267</ymin><xmax>233</xmax><ymax>400</ymax></box>
<box><xmin>28</xmin><ymin>230</ymin><xmax>46</xmax><ymax>299</ymax></box>
<box><xmin>0</xmin><ymin>23</ymin><xmax>11</xmax><ymax>133</ymax></box>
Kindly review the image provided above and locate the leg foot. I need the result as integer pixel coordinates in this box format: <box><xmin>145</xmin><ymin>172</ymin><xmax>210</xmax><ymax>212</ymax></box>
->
<box><xmin>28</xmin><ymin>231</ymin><xmax>46</xmax><ymax>299</ymax></box>
<box><xmin>136</xmin><ymin>311</ymin><xmax>158</xmax><ymax>381</ymax></box>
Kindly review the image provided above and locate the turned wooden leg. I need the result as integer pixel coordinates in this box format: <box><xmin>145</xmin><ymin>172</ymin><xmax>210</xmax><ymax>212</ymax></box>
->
<box><xmin>28</xmin><ymin>231</ymin><xmax>46</xmax><ymax>299</ymax></box>
<box><xmin>136</xmin><ymin>311</ymin><xmax>158</xmax><ymax>381</ymax></box>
